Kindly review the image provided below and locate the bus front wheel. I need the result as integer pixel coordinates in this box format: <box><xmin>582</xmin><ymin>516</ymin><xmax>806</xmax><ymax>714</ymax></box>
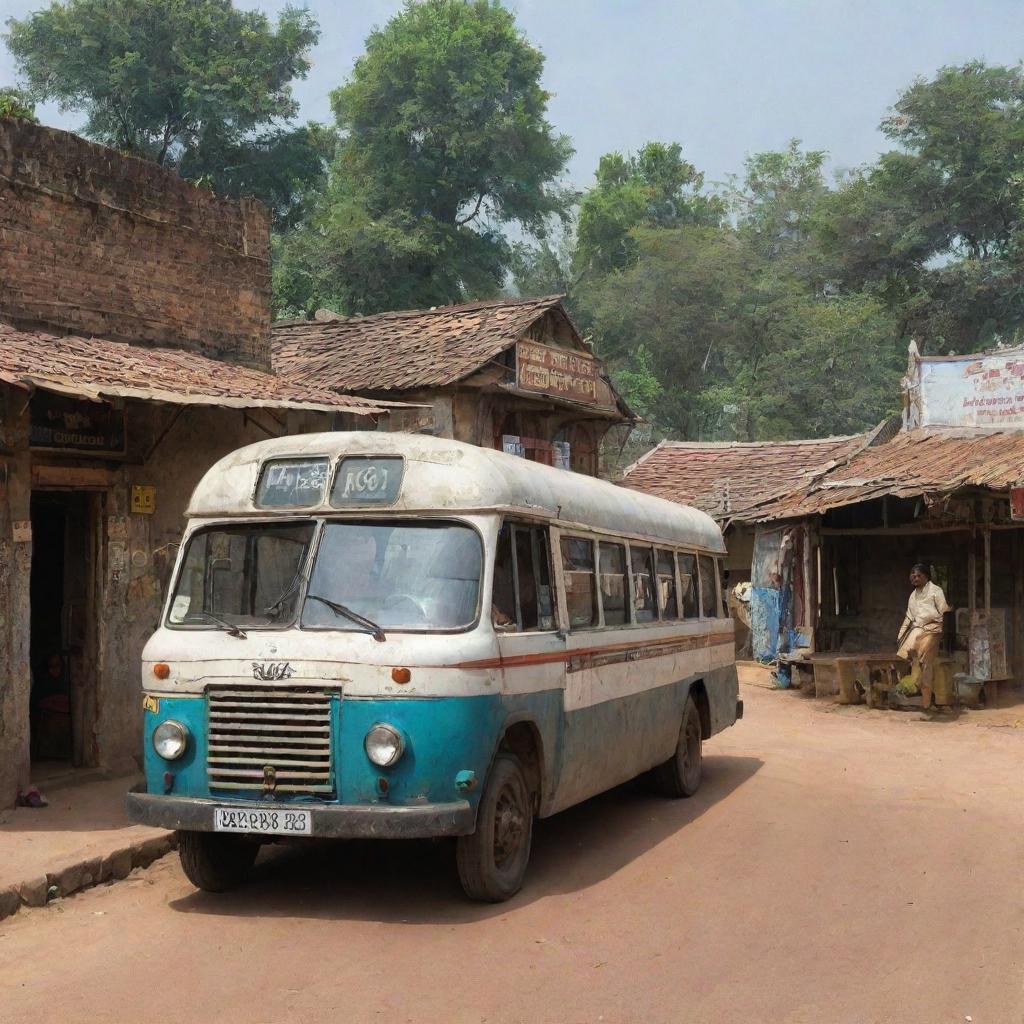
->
<box><xmin>456</xmin><ymin>753</ymin><xmax>533</xmax><ymax>902</ymax></box>
<box><xmin>652</xmin><ymin>696</ymin><xmax>703</xmax><ymax>798</ymax></box>
<box><xmin>178</xmin><ymin>830</ymin><xmax>259</xmax><ymax>893</ymax></box>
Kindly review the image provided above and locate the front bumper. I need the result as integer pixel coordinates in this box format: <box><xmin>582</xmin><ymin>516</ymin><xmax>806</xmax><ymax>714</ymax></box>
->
<box><xmin>126</xmin><ymin>790</ymin><xmax>475</xmax><ymax>839</ymax></box>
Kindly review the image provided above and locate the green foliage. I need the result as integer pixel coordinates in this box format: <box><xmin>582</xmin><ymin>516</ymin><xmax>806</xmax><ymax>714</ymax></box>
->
<box><xmin>0</xmin><ymin>86</ymin><xmax>36</xmax><ymax>120</ymax></box>
<box><xmin>730</xmin><ymin>139</ymin><xmax>829</xmax><ymax>275</ymax></box>
<box><xmin>820</xmin><ymin>62</ymin><xmax>1024</xmax><ymax>350</ymax></box>
<box><xmin>508</xmin><ymin>230</ymin><xmax>576</xmax><ymax>301</ymax></box>
<box><xmin>576</xmin><ymin>141</ymin><xmax>725</xmax><ymax>275</ymax></box>
<box><xmin>5</xmin><ymin>0</ymin><xmax>323</xmax><ymax>222</ymax></box>
<box><xmin>276</xmin><ymin>0</ymin><xmax>574</xmax><ymax>316</ymax></box>
<box><xmin>578</xmin><ymin>140</ymin><xmax>904</xmax><ymax>442</ymax></box>
<box><xmin>179</xmin><ymin>122</ymin><xmax>336</xmax><ymax>230</ymax></box>
<box><xmin>611</xmin><ymin>345</ymin><xmax>662</xmax><ymax>421</ymax></box>
<box><xmin>576</xmin><ymin>64</ymin><xmax>1024</xmax><ymax>445</ymax></box>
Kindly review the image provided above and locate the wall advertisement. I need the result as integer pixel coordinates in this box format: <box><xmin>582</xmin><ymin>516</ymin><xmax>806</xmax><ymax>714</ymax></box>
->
<box><xmin>916</xmin><ymin>353</ymin><xmax>1024</xmax><ymax>428</ymax></box>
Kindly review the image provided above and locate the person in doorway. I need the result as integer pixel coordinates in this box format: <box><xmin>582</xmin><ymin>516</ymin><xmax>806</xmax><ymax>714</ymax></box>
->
<box><xmin>32</xmin><ymin>652</ymin><xmax>70</xmax><ymax>716</ymax></box>
<box><xmin>897</xmin><ymin>564</ymin><xmax>951</xmax><ymax>717</ymax></box>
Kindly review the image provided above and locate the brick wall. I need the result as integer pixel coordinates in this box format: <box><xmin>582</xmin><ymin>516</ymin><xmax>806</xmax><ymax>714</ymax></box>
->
<box><xmin>0</xmin><ymin>118</ymin><xmax>271</xmax><ymax>369</ymax></box>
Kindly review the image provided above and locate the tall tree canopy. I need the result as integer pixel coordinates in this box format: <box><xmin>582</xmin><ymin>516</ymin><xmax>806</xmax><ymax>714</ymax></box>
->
<box><xmin>5</xmin><ymin>0</ymin><xmax>323</xmax><ymax>223</ymax></box>
<box><xmin>819</xmin><ymin>61</ymin><xmax>1024</xmax><ymax>350</ymax></box>
<box><xmin>576</xmin><ymin>142</ymin><xmax>725</xmax><ymax>276</ymax></box>
<box><xmin>575</xmin><ymin>139</ymin><xmax>903</xmax><ymax>442</ymax></box>
<box><xmin>274</xmin><ymin>0</ymin><xmax>573</xmax><ymax>317</ymax></box>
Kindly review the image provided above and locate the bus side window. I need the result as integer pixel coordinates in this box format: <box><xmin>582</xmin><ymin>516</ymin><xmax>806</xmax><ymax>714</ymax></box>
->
<box><xmin>678</xmin><ymin>552</ymin><xmax>699</xmax><ymax>619</ymax></box>
<box><xmin>656</xmin><ymin>549</ymin><xmax>678</xmax><ymax>619</ymax></box>
<box><xmin>493</xmin><ymin>525</ymin><xmax>517</xmax><ymax>628</ymax></box>
<box><xmin>598</xmin><ymin>542</ymin><xmax>628</xmax><ymax>626</ymax></box>
<box><xmin>515</xmin><ymin>525</ymin><xmax>554</xmax><ymax>631</ymax></box>
<box><xmin>698</xmin><ymin>554</ymin><xmax>718</xmax><ymax>619</ymax></box>
<box><xmin>630</xmin><ymin>545</ymin><xmax>657</xmax><ymax>623</ymax></box>
<box><xmin>560</xmin><ymin>536</ymin><xmax>598</xmax><ymax>629</ymax></box>
<box><xmin>495</xmin><ymin>523</ymin><xmax>555</xmax><ymax>631</ymax></box>
<box><xmin>715</xmin><ymin>557</ymin><xmax>728</xmax><ymax>617</ymax></box>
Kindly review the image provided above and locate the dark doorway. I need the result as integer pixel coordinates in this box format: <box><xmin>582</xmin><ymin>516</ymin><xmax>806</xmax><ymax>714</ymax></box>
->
<box><xmin>30</xmin><ymin>492</ymin><xmax>96</xmax><ymax>770</ymax></box>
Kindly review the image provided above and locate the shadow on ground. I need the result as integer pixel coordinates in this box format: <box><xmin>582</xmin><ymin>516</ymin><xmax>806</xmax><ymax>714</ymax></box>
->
<box><xmin>168</xmin><ymin>753</ymin><xmax>762</xmax><ymax>924</ymax></box>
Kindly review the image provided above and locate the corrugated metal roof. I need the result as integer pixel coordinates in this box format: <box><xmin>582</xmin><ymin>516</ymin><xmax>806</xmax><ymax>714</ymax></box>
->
<box><xmin>740</xmin><ymin>427</ymin><xmax>1024</xmax><ymax>522</ymax></box>
<box><xmin>272</xmin><ymin>295</ymin><xmax>581</xmax><ymax>393</ymax></box>
<box><xmin>0</xmin><ymin>320</ymin><xmax>393</xmax><ymax>416</ymax></box>
<box><xmin>622</xmin><ymin>435</ymin><xmax>866</xmax><ymax>519</ymax></box>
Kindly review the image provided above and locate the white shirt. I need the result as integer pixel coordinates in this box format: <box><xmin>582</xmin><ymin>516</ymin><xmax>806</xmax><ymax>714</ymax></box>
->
<box><xmin>904</xmin><ymin>580</ymin><xmax>951</xmax><ymax>635</ymax></box>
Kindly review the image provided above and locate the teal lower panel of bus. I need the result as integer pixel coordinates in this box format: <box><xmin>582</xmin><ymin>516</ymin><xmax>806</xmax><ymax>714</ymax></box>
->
<box><xmin>143</xmin><ymin>691</ymin><xmax>563</xmax><ymax>811</ymax></box>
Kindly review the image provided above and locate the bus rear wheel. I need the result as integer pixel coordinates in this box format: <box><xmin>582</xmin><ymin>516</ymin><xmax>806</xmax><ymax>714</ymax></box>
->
<box><xmin>456</xmin><ymin>753</ymin><xmax>533</xmax><ymax>902</ymax></box>
<box><xmin>178</xmin><ymin>830</ymin><xmax>259</xmax><ymax>892</ymax></box>
<box><xmin>652</xmin><ymin>696</ymin><xmax>703</xmax><ymax>798</ymax></box>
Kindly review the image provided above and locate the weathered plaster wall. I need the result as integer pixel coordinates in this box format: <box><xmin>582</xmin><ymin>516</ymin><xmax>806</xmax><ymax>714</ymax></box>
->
<box><xmin>0</xmin><ymin>397</ymin><xmax>335</xmax><ymax>807</ymax></box>
<box><xmin>91</xmin><ymin>403</ymin><xmax>334</xmax><ymax>777</ymax></box>
<box><xmin>0</xmin><ymin>117</ymin><xmax>271</xmax><ymax>368</ymax></box>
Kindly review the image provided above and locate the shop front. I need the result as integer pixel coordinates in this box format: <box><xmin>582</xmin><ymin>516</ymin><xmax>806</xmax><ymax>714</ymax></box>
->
<box><xmin>0</xmin><ymin>330</ymin><xmax>387</xmax><ymax>808</ymax></box>
<box><xmin>738</xmin><ymin>429</ymin><xmax>1024</xmax><ymax>709</ymax></box>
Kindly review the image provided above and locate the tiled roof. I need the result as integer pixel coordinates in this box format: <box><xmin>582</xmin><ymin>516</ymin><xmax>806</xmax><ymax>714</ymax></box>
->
<box><xmin>742</xmin><ymin>427</ymin><xmax>1024</xmax><ymax>522</ymax></box>
<box><xmin>0</xmin><ymin>321</ymin><xmax>392</xmax><ymax>416</ymax></box>
<box><xmin>273</xmin><ymin>295</ymin><xmax>576</xmax><ymax>392</ymax></box>
<box><xmin>622</xmin><ymin>435</ymin><xmax>866</xmax><ymax>519</ymax></box>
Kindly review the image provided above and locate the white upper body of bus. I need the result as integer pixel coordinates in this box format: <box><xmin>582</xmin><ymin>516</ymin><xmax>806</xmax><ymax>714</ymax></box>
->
<box><xmin>143</xmin><ymin>432</ymin><xmax>726</xmax><ymax>695</ymax></box>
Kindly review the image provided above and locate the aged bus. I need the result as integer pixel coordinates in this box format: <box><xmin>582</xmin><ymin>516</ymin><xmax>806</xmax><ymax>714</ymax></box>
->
<box><xmin>127</xmin><ymin>433</ymin><xmax>741</xmax><ymax>901</ymax></box>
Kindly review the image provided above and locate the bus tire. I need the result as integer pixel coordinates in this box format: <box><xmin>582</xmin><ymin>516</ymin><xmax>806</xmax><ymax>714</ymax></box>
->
<box><xmin>651</xmin><ymin>696</ymin><xmax>703</xmax><ymax>798</ymax></box>
<box><xmin>456</xmin><ymin>754</ymin><xmax>533</xmax><ymax>902</ymax></box>
<box><xmin>178</xmin><ymin>830</ymin><xmax>259</xmax><ymax>893</ymax></box>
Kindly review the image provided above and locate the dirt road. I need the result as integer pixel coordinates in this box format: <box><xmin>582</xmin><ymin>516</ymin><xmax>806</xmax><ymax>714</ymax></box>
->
<box><xmin>2</xmin><ymin>685</ymin><xmax>1022</xmax><ymax>1024</ymax></box>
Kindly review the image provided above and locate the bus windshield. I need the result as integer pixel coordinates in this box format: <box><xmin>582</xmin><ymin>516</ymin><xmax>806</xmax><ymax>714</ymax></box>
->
<box><xmin>301</xmin><ymin>521</ymin><xmax>482</xmax><ymax>632</ymax></box>
<box><xmin>168</xmin><ymin>522</ymin><xmax>316</xmax><ymax>628</ymax></box>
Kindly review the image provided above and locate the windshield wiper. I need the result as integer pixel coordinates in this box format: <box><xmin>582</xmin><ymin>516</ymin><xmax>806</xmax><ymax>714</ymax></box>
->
<box><xmin>305</xmin><ymin>594</ymin><xmax>386</xmax><ymax>642</ymax></box>
<box><xmin>192</xmin><ymin>610</ymin><xmax>247</xmax><ymax>640</ymax></box>
<box><xmin>263</xmin><ymin>571</ymin><xmax>306</xmax><ymax>620</ymax></box>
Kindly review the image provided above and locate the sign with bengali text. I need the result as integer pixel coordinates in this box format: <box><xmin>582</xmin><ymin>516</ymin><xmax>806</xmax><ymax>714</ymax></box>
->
<box><xmin>916</xmin><ymin>354</ymin><xmax>1024</xmax><ymax>427</ymax></box>
<box><xmin>516</xmin><ymin>341</ymin><xmax>601</xmax><ymax>406</ymax></box>
<box><xmin>30</xmin><ymin>392</ymin><xmax>126</xmax><ymax>455</ymax></box>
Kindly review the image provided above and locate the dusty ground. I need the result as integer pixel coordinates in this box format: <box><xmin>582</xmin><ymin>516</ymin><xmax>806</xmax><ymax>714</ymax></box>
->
<box><xmin>1</xmin><ymin>684</ymin><xmax>1022</xmax><ymax>1024</ymax></box>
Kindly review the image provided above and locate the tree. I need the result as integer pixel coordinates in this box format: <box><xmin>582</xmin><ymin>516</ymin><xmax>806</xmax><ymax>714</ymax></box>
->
<box><xmin>730</xmin><ymin>140</ymin><xmax>829</xmax><ymax>278</ymax></box>
<box><xmin>576</xmin><ymin>142</ymin><xmax>725</xmax><ymax>275</ymax></box>
<box><xmin>581</xmin><ymin>225</ymin><xmax>762</xmax><ymax>439</ymax></box>
<box><xmin>0</xmin><ymin>86</ymin><xmax>36</xmax><ymax>120</ymax></box>
<box><xmin>5</xmin><ymin>0</ymin><xmax>324</xmax><ymax>223</ymax></box>
<box><xmin>818</xmin><ymin>62</ymin><xmax>1024</xmax><ymax>350</ymax></box>
<box><xmin>582</xmin><ymin>224</ymin><xmax>903</xmax><ymax>441</ymax></box>
<box><xmin>277</xmin><ymin>0</ymin><xmax>574</xmax><ymax>316</ymax></box>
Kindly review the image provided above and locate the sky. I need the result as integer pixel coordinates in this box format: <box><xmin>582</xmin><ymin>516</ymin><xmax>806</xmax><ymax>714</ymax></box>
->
<box><xmin>3</xmin><ymin>0</ymin><xmax>1024</xmax><ymax>190</ymax></box>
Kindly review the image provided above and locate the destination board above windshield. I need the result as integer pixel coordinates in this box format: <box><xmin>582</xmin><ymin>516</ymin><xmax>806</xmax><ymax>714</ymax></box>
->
<box><xmin>331</xmin><ymin>456</ymin><xmax>403</xmax><ymax>506</ymax></box>
<box><xmin>255</xmin><ymin>457</ymin><xmax>330</xmax><ymax>508</ymax></box>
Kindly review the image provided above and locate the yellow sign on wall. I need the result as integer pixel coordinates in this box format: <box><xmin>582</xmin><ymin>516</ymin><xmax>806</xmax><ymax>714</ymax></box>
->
<box><xmin>131</xmin><ymin>485</ymin><xmax>156</xmax><ymax>515</ymax></box>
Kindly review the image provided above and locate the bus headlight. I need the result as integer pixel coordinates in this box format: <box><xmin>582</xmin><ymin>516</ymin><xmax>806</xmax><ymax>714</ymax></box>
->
<box><xmin>152</xmin><ymin>720</ymin><xmax>189</xmax><ymax>761</ymax></box>
<box><xmin>364</xmin><ymin>723</ymin><xmax>404</xmax><ymax>767</ymax></box>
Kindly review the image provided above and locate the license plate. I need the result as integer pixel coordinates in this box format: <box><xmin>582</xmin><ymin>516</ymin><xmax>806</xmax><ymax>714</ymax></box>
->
<box><xmin>213</xmin><ymin>806</ymin><xmax>312</xmax><ymax>836</ymax></box>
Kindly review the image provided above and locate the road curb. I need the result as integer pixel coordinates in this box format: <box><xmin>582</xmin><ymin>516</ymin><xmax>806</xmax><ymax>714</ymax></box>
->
<box><xmin>0</xmin><ymin>831</ymin><xmax>177</xmax><ymax>923</ymax></box>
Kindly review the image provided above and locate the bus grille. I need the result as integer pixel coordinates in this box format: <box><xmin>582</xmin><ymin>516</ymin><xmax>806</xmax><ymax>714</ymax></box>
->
<box><xmin>206</xmin><ymin>686</ymin><xmax>334</xmax><ymax>795</ymax></box>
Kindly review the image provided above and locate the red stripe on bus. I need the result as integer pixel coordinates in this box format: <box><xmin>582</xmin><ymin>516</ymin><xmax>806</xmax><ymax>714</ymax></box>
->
<box><xmin>452</xmin><ymin>631</ymin><xmax>733</xmax><ymax>671</ymax></box>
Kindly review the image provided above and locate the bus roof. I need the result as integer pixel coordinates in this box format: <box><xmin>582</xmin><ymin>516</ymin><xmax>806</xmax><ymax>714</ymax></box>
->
<box><xmin>186</xmin><ymin>432</ymin><xmax>726</xmax><ymax>554</ymax></box>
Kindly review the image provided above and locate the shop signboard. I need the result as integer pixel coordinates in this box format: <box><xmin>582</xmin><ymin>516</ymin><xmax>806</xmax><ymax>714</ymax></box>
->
<box><xmin>30</xmin><ymin>392</ymin><xmax>126</xmax><ymax>455</ymax></box>
<box><xmin>914</xmin><ymin>352</ymin><xmax>1024</xmax><ymax>428</ymax></box>
<box><xmin>1011</xmin><ymin>487</ymin><xmax>1024</xmax><ymax>521</ymax></box>
<box><xmin>517</xmin><ymin>340</ymin><xmax>600</xmax><ymax>406</ymax></box>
